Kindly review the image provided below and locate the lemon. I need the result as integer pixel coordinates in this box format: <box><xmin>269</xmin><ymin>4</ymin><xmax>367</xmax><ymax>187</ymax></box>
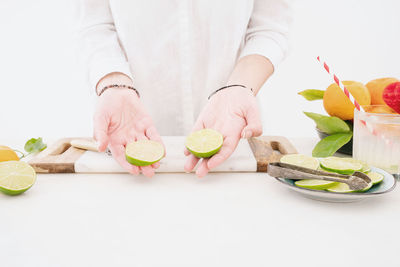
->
<box><xmin>185</xmin><ymin>129</ymin><xmax>223</xmax><ymax>158</ymax></box>
<box><xmin>320</xmin><ymin>157</ymin><xmax>363</xmax><ymax>175</ymax></box>
<box><xmin>125</xmin><ymin>140</ymin><xmax>164</xmax><ymax>166</ymax></box>
<box><xmin>0</xmin><ymin>145</ymin><xmax>19</xmax><ymax>162</ymax></box>
<box><xmin>0</xmin><ymin>161</ymin><xmax>36</xmax><ymax>195</ymax></box>
<box><xmin>280</xmin><ymin>154</ymin><xmax>320</xmax><ymax>170</ymax></box>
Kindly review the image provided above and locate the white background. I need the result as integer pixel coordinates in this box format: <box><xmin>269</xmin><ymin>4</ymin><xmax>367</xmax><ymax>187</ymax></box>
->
<box><xmin>0</xmin><ymin>0</ymin><xmax>400</xmax><ymax>141</ymax></box>
<box><xmin>1</xmin><ymin>2</ymin><xmax>400</xmax><ymax>267</ymax></box>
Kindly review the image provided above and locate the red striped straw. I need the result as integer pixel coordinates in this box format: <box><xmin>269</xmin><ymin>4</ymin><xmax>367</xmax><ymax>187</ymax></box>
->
<box><xmin>316</xmin><ymin>56</ymin><xmax>365</xmax><ymax>112</ymax></box>
<box><xmin>316</xmin><ymin>56</ymin><xmax>391</xmax><ymax>144</ymax></box>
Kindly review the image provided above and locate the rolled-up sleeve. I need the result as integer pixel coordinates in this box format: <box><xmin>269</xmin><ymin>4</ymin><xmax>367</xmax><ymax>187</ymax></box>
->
<box><xmin>240</xmin><ymin>0</ymin><xmax>292</xmax><ymax>69</ymax></box>
<box><xmin>78</xmin><ymin>0</ymin><xmax>133</xmax><ymax>91</ymax></box>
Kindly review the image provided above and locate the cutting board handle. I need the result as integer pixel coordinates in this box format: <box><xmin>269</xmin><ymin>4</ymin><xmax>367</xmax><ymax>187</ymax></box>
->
<box><xmin>248</xmin><ymin>136</ymin><xmax>298</xmax><ymax>172</ymax></box>
<box><xmin>29</xmin><ymin>138</ymin><xmax>87</xmax><ymax>173</ymax></box>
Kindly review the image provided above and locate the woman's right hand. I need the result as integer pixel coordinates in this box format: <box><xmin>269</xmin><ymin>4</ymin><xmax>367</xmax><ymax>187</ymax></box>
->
<box><xmin>94</xmin><ymin>75</ymin><xmax>163</xmax><ymax>177</ymax></box>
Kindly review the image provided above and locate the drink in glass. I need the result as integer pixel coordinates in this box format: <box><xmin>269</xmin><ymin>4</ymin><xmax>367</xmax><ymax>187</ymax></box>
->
<box><xmin>353</xmin><ymin>105</ymin><xmax>400</xmax><ymax>175</ymax></box>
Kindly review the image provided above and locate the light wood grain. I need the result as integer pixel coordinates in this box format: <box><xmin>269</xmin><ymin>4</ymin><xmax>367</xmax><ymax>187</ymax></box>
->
<box><xmin>248</xmin><ymin>136</ymin><xmax>298</xmax><ymax>172</ymax></box>
<box><xmin>29</xmin><ymin>138</ymin><xmax>89</xmax><ymax>173</ymax></box>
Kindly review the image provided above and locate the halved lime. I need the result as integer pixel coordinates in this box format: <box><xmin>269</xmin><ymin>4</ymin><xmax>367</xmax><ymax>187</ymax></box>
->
<box><xmin>185</xmin><ymin>129</ymin><xmax>223</xmax><ymax>158</ymax></box>
<box><xmin>0</xmin><ymin>161</ymin><xmax>36</xmax><ymax>195</ymax></box>
<box><xmin>125</xmin><ymin>140</ymin><xmax>164</xmax><ymax>166</ymax></box>
<box><xmin>280</xmin><ymin>154</ymin><xmax>320</xmax><ymax>170</ymax></box>
<box><xmin>327</xmin><ymin>182</ymin><xmax>372</xmax><ymax>193</ymax></box>
<box><xmin>341</xmin><ymin>158</ymin><xmax>370</xmax><ymax>173</ymax></box>
<box><xmin>295</xmin><ymin>179</ymin><xmax>338</xmax><ymax>190</ymax></box>
<box><xmin>320</xmin><ymin>157</ymin><xmax>363</xmax><ymax>175</ymax></box>
<box><xmin>367</xmin><ymin>171</ymin><xmax>384</xmax><ymax>185</ymax></box>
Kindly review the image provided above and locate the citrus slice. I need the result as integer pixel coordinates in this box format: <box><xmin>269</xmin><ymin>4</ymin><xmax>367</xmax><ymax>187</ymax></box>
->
<box><xmin>327</xmin><ymin>181</ymin><xmax>372</xmax><ymax>193</ymax></box>
<box><xmin>125</xmin><ymin>140</ymin><xmax>164</xmax><ymax>166</ymax></box>
<box><xmin>0</xmin><ymin>161</ymin><xmax>36</xmax><ymax>195</ymax></box>
<box><xmin>294</xmin><ymin>179</ymin><xmax>338</xmax><ymax>190</ymax></box>
<box><xmin>341</xmin><ymin>158</ymin><xmax>370</xmax><ymax>173</ymax></box>
<box><xmin>280</xmin><ymin>154</ymin><xmax>320</xmax><ymax>170</ymax></box>
<box><xmin>367</xmin><ymin>171</ymin><xmax>384</xmax><ymax>185</ymax></box>
<box><xmin>185</xmin><ymin>129</ymin><xmax>223</xmax><ymax>158</ymax></box>
<box><xmin>0</xmin><ymin>145</ymin><xmax>19</xmax><ymax>162</ymax></box>
<box><xmin>320</xmin><ymin>157</ymin><xmax>363</xmax><ymax>175</ymax></box>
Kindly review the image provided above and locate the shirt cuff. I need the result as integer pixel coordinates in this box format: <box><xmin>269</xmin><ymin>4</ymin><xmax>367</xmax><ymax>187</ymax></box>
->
<box><xmin>88</xmin><ymin>58</ymin><xmax>134</xmax><ymax>94</ymax></box>
<box><xmin>239</xmin><ymin>36</ymin><xmax>287</xmax><ymax>71</ymax></box>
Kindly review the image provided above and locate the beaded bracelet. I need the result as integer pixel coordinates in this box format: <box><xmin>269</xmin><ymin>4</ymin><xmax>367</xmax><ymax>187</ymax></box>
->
<box><xmin>97</xmin><ymin>84</ymin><xmax>140</xmax><ymax>97</ymax></box>
<box><xmin>208</xmin><ymin>84</ymin><xmax>253</xmax><ymax>100</ymax></box>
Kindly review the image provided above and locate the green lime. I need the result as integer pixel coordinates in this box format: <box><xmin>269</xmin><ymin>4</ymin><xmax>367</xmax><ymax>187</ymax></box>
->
<box><xmin>125</xmin><ymin>140</ymin><xmax>164</xmax><ymax>166</ymax></box>
<box><xmin>294</xmin><ymin>179</ymin><xmax>338</xmax><ymax>190</ymax></box>
<box><xmin>327</xmin><ymin>181</ymin><xmax>372</xmax><ymax>193</ymax></box>
<box><xmin>320</xmin><ymin>157</ymin><xmax>363</xmax><ymax>175</ymax></box>
<box><xmin>341</xmin><ymin>158</ymin><xmax>370</xmax><ymax>173</ymax></box>
<box><xmin>0</xmin><ymin>161</ymin><xmax>36</xmax><ymax>195</ymax></box>
<box><xmin>280</xmin><ymin>154</ymin><xmax>320</xmax><ymax>170</ymax></box>
<box><xmin>185</xmin><ymin>129</ymin><xmax>223</xmax><ymax>158</ymax></box>
<box><xmin>367</xmin><ymin>171</ymin><xmax>384</xmax><ymax>185</ymax></box>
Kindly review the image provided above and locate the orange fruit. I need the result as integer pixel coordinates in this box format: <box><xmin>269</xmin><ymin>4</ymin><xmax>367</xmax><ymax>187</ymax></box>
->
<box><xmin>323</xmin><ymin>81</ymin><xmax>371</xmax><ymax>120</ymax></box>
<box><xmin>0</xmin><ymin>145</ymin><xmax>19</xmax><ymax>162</ymax></box>
<box><xmin>366</xmin><ymin>77</ymin><xmax>399</xmax><ymax>105</ymax></box>
<box><xmin>364</xmin><ymin>105</ymin><xmax>396</xmax><ymax>114</ymax></box>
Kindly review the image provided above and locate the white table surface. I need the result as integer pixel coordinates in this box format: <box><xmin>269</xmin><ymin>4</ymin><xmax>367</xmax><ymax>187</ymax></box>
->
<box><xmin>1</xmin><ymin>137</ymin><xmax>399</xmax><ymax>267</ymax></box>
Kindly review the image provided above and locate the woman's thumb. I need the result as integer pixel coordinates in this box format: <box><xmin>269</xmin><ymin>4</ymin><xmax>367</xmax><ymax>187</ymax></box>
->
<box><xmin>241</xmin><ymin>106</ymin><xmax>263</xmax><ymax>138</ymax></box>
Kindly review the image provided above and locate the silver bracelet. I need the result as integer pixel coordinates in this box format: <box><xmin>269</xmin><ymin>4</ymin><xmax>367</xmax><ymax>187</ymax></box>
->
<box><xmin>208</xmin><ymin>84</ymin><xmax>253</xmax><ymax>100</ymax></box>
<box><xmin>97</xmin><ymin>84</ymin><xmax>140</xmax><ymax>97</ymax></box>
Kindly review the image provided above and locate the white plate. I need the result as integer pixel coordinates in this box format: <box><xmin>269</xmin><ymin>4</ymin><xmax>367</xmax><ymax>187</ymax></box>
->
<box><xmin>274</xmin><ymin>167</ymin><xmax>396</xmax><ymax>202</ymax></box>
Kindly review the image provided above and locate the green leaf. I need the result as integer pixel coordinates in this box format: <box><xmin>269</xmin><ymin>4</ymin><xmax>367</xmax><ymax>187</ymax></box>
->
<box><xmin>304</xmin><ymin>112</ymin><xmax>351</xmax><ymax>134</ymax></box>
<box><xmin>24</xmin><ymin>137</ymin><xmax>47</xmax><ymax>154</ymax></box>
<box><xmin>312</xmin><ymin>132</ymin><xmax>353</xmax><ymax>157</ymax></box>
<box><xmin>298</xmin><ymin>89</ymin><xmax>325</xmax><ymax>101</ymax></box>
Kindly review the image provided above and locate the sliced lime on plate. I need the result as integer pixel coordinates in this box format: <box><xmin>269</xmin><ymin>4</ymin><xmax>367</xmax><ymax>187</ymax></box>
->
<box><xmin>327</xmin><ymin>182</ymin><xmax>372</xmax><ymax>193</ymax></box>
<box><xmin>185</xmin><ymin>129</ymin><xmax>223</xmax><ymax>158</ymax></box>
<box><xmin>295</xmin><ymin>179</ymin><xmax>338</xmax><ymax>190</ymax></box>
<box><xmin>341</xmin><ymin>158</ymin><xmax>370</xmax><ymax>173</ymax></box>
<box><xmin>280</xmin><ymin>154</ymin><xmax>319</xmax><ymax>170</ymax></box>
<box><xmin>320</xmin><ymin>157</ymin><xmax>363</xmax><ymax>175</ymax></box>
<box><xmin>125</xmin><ymin>140</ymin><xmax>164</xmax><ymax>166</ymax></box>
<box><xmin>367</xmin><ymin>171</ymin><xmax>384</xmax><ymax>185</ymax></box>
<box><xmin>0</xmin><ymin>161</ymin><xmax>36</xmax><ymax>195</ymax></box>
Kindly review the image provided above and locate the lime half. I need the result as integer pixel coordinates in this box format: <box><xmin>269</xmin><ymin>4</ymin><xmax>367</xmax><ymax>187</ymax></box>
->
<box><xmin>0</xmin><ymin>161</ymin><xmax>36</xmax><ymax>195</ymax></box>
<box><xmin>280</xmin><ymin>154</ymin><xmax>320</xmax><ymax>170</ymax></box>
<box><xmin>125</xmin><ymin>140</ymin><xmax>164</xmax><ymax>166</ymax></box>
<box><xmin>295</xmin><ymin>179</ymin><xmax>338</xmax><ymax>190</ymax></box>
<box><xmin>186</xmin><ymin>129</ymin><xmax>223</xmax><ymax>158</ymax></box>
<box><xmin>327</xmin><ymin>182</ymin><xmax>372</xmax><ymax>193</ymax></box>
<box><xmin>367</xmin><ymin>171</ymin><xmax>384</xmax><ymax>185</ymax></box>
<box><xmin>320</xmin><ymin>157</ymin><xmax>363</xmax><ymax>175</ymax></box>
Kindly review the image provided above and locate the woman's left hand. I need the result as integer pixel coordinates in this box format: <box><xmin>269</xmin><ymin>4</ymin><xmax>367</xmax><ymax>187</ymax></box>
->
<box><xmin>184</xmin><ymin>86</ymin><xmax>263</xmax><ymax>177</ymax></box>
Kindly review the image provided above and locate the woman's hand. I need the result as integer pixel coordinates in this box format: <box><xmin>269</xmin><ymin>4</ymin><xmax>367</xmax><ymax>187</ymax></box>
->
<box><xmin>184</xmin><ymin>86</ymin><xmax>262</xmax><ymax>177</ymax></box>
<box><xmin>94</xmin><ymin>87</ymin><xmax>163</xmax><ymax>177</ymax></box>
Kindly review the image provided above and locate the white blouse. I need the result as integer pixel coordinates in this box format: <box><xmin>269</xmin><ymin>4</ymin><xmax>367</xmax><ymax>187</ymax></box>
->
<box><xmin>78</xmin><ymin>0</ymin><xmax>292</xmax><ymax>135</ymax></box>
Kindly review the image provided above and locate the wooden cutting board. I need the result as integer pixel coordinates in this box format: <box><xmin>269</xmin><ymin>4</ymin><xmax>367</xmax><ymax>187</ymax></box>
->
<box><xmin>28</xmin><ymin>136</ymin><xmax>297</xmax><ymax>173</ymax></box>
